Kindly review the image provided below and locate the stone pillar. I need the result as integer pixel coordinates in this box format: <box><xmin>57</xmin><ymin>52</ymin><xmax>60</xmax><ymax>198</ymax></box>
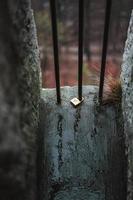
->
<box><xmin>0</xmin><ymin>1</ymin><xmax>40</xmax><ymax>200</ymax></box>
<box><xmin>121</xmin><ymin>10</ymin><xmax>133</xmax><ymax>200</ymax></box>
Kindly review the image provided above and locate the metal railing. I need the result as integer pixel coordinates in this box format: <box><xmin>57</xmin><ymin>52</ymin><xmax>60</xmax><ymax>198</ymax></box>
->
<box><xmin>50</xmin><ymin>0</ymin><xmax>112</xmax><ymax>104</ymax></box>
<box><xmin>50</xmin><ymin>0</ymin><xmax>61</xmax><ymax>104</ymax></box>
<box><xmin>99</xmin><ymin>0</ymin><xmax>112</xmax><ymax>103</ymax></box>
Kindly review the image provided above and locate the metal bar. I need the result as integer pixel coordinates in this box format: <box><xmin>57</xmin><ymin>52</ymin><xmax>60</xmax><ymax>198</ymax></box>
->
<box><xmin>78</xmin><ymin>0</ymin><xmax>84</xmax><ymax>101</ymax></box>
<box><xmin>99</xmin><ymin>0</ymin><xmax>112</xmax><ymax>103</ymax></box>
<box><xmin>50</xmin><ymin>0</ymin><xmax>61</xmax><ymax>104</ymax></box>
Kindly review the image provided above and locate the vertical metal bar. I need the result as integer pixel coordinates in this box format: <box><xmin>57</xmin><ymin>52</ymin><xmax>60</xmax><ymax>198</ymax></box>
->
<box><xmin>99</xmin><ymin>0</ymin><xmax>112</xmax><ymax>103</ymax></box>
<box><xmin>78</xmin><ymin>0</ymin><xmax>84</xmax><ymax>101</ymax></box>
<box><xmin>50</xmin><ymin>0</ymin><xmax>61</xmax><ymax>104</ymax></box>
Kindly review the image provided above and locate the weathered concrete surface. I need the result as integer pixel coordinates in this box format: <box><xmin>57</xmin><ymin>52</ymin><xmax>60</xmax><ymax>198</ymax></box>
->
<box><xmin>40</xmin><ymin>86</ymin><xmax>126</xmax><ymax>200</ymax></box>
<box><xmin>121</xmin><ymin>10</ymin><xmax>133</xmax><ymax>200</ymax></box>
<box><xmin>0</xmin><ymin>1</ymin><xmax>40</xmax><ymax>200</ymax></box>
<box><xmin>10</xmin><ymin>2</ymin><xmax>41</xmax><ymax>199</ymax></box>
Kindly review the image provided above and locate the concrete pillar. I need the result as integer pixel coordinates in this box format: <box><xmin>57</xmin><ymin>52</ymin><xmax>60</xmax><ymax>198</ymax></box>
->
<box><xmin>121</xmin><ymin>10</ymin><xmax>133</xmax><ymax>200</ymax></box>
<box><xmin>0</xmin><ymin>1</ymin><xmax>40</xmax><ymax>200</ymax></box>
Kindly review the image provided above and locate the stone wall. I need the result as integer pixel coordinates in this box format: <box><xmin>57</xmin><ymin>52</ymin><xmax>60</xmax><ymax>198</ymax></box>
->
<box><xmin>121</xmin><ymin>10</ymin><xmax>133</xmax><ymax>200</ymax></box>
<box><xmin>40</xmin><ymin>86</ymin><xmax>127</xmax><ymax>200</ymax></box>
<box><xmin>0</xmin><ymin>1</ymin><xmax>40</xmax><ymax>200</ymax></box>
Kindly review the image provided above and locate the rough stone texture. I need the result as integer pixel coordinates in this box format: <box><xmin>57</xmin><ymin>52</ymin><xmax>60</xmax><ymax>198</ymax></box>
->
<box><xmin>0</xmin><ymin>1</ymin><xmax>40</xmax><ymax>200</ymax></box>
<box><xmin>121</xmin><ymin>10</ymin><xmax>133</xmax><ymax>200</ymax></box>
<box><xmin>40</xmin><ymin>86</ymin><xmax>126</xmax><ymax>200</ymax></box>
<box><xmin>10</xmin><ymin>1</ymin><xmax>41</xmax><ymax>199</ymax></box>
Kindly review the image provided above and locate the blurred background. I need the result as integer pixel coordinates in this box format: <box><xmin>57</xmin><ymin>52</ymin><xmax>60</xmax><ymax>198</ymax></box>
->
<box><xmin>32</xmin><ymin>0</ymin><xmax>133</xmax><ymax>88</ymax></box>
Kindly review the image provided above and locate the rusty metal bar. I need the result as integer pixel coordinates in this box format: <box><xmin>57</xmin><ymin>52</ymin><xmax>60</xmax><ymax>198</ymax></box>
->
<box><xmin>50</xmin><ymin>0</ymin><xmax>61</xmax><ymax>104</ymax></box>
<box><xmin>78</xmin><ymin>0</ymin><xmax>84</xmax><ymax>101</ymax></box>
<box><xmin>99</xmin><ymin>0</ymin><xmax>112</xmax><ymax>103</ymax></box>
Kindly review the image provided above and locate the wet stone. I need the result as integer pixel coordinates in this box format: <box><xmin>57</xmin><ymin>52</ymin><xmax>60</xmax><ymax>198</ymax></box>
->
<box><xmin>40</xmin><ymin>86</ymin><xmax>126</xmax><ymax>200</ymax></box>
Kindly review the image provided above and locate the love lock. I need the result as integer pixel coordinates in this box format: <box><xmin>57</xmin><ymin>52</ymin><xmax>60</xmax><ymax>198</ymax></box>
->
<box><xmin>70</xmin><ymin>97</ymin><xmax>84</xmax><ymax>107</ymax></box>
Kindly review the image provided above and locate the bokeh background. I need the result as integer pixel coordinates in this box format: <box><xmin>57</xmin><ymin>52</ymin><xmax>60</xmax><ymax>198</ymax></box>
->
<box><xmin>32</xmin><ymin>0</ymin><xmax>133</xmax><ymax>88</ymax></box>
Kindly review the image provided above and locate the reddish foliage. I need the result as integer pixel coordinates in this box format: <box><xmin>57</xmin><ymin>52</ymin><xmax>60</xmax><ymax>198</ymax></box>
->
<box><xmin>41</xmin><ymin>54</ymin><xmax>121</xmax><ymax>88</ymax></box>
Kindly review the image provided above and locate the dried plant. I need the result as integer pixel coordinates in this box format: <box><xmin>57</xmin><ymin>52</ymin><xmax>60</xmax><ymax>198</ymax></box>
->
<box><xmin>103</xmin><ymin>73</ymin><xmax>122</xmax><ymax>104</ymax></box>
